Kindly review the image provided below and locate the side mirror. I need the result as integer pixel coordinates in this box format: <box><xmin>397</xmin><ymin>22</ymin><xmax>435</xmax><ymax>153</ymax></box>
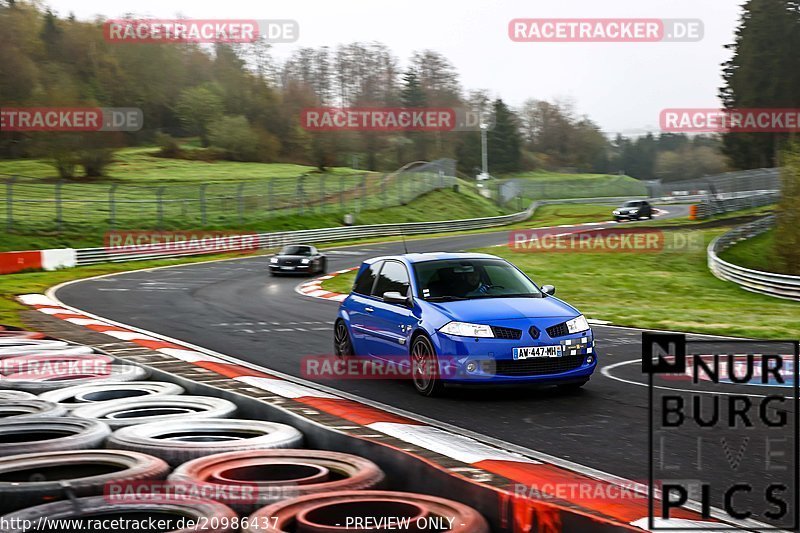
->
<box><xmin>383</xmin><ymin>291</ymin><xmax>410</xmax><ymax>306</ymax></box>
<box><xmin>541</xmin><ymin>285</ymin><xmax>556</xmax><ymax>296</ymax></box>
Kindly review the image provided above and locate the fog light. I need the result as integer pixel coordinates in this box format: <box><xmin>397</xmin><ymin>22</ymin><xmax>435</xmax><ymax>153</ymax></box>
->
<box><xmin>466</xmin><ymin>361</ymin><xmax>478</xmax><ymax>373</ymax></box>
<box><xmin>586</xmin><ymin>355</ymin><xmax>595</xmax><ymax>364</ymax></box>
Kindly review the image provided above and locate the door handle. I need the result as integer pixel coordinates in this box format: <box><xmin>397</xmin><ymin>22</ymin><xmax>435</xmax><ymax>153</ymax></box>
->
<box><xmin>365</xmin><ymin>307</ymin><xmax>374</xmax><ymax>313</ymax></box>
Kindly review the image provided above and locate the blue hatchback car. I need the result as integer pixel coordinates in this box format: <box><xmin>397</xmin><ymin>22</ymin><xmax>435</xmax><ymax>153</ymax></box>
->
<box><xmin>334</xmin><ymin>252</ymin><xmax>597</xmax><ymax>396</ymax></box>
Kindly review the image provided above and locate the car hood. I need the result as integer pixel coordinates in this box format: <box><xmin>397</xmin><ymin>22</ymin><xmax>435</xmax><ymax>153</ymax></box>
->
<box><xmin>277</xmin><ymin>255</ymin><xmax>310</xmax><ymax>261</ymax></box>
<box><xmin>423</xmin><ymin>297</ymin><xmax>579</xmax><ymax>325</ymax></box>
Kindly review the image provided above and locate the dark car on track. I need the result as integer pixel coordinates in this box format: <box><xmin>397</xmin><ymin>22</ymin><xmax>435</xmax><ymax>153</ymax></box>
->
<box><xmin>613</xmin><ymin>200</ymin><xmax>653</xmax><ymax>221</ymax></box>
<box><xmin>269</xmin><ymin>245</ymin><xmax>327</xmax><ymax>276</ymax></box>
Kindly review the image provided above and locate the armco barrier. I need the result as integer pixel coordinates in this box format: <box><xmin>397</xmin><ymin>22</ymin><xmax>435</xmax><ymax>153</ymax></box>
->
<box><xmin>1</xmin><ymin>196</ymin><xmax>639</xmax><ymax>272</ymax></box>
<box><xmin>708</xmin><ymin>215</ymin><xmax>800</xmax><ymax>301</ymax></box>
<box><xmin>0</xmin><ymin>191</ymin><xmax>774</xmax><ymax>273</ymax></box>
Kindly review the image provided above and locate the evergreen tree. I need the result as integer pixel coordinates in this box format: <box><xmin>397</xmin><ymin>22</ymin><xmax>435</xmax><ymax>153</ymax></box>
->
<box><xmin>720</xmin><ymin>0</ymin><xmax>800</xmax><ymax>168</ymax></box>
<box><xmin>487</xmin><ymin>99</ymin><xmax>522</xmax><ymax>174</ymax></box>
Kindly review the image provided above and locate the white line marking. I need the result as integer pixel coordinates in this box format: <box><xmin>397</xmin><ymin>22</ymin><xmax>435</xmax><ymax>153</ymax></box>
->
<box><xmin>368</xmin><ymin>422</ymin><xmax>538</xmax><ymax>465</ymax></box>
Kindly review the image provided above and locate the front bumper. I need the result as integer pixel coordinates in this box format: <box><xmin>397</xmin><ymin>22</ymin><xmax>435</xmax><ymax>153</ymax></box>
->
<box><xmin>430</xmin><ymin>326</ymin><xmax>597</xmax><ymax>385</ymax></box>
<box><xmin>269</xmin><ymin>263</ymin><xmax>312</xmax><ymax>273</ymax></box>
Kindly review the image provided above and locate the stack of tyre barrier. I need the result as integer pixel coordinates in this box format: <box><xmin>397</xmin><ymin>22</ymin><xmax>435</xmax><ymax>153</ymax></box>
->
<box><xmin>0</xmin><ymin>326</ymin><xmax>489</xmax><ymax>532</ymax></box>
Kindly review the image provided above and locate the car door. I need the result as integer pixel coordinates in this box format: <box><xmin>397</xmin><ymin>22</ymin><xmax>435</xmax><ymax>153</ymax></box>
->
<box><xmin>346</xmin><ymin>261</ymin><xmax>383</xmax><ymax>355</ymax></box>
<box><xmin>363</xmin><ymin>260</ymin><xmax>416</xmax><ymax>359</ymax></box>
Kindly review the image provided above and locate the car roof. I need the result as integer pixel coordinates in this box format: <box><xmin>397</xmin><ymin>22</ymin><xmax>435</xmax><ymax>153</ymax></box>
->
<box><xmin>363</xmin><ymin>252</ymin><xmax>501</xmax><ymax>265</ymax></box>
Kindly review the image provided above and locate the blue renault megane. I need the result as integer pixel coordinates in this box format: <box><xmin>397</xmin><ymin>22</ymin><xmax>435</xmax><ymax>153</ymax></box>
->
<box><xmin>334</xmin><ymin>252</ymin><xmax>597</xmax><ymax>396</ymax></box>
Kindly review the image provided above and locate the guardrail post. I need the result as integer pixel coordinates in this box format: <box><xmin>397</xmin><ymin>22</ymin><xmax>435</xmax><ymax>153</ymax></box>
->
<box><xmin>108</xmin><ymin>183</ymin><xmax>118</xmax><ymax>228</ymax></box>
<box><xmin>156</xmin><ymin>186</ymin><xmax>165</xmax><ymax>229</ymax></box>
<box><xmin>55</xmin><ymin>179</ymin><xmax>64</xmax><ymax>232</ymax></box>
<box><xmin>5</xmin><ymin>177</ymin><xmax>16</xmax><ymax>231</ymax></box>
<box><xmin>237</xmin><ymin>183</ymin><xmax>245</xmax><ymax>224</ymax></box>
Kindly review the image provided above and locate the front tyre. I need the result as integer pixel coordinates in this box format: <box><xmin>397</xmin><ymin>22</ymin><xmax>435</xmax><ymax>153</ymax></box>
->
<box><xmin>334</xmin><ymin>320</ymin><xmax>354</xmax><ymax>359</ymax></box>
<box><xmin>410</xmin><ymin>335</ymin><xmax>444</xmax><ymax>397</ymax></box>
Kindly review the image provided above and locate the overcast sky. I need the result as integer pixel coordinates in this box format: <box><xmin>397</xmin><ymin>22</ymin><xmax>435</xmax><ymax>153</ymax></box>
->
<box><xmin>44</xmin><ymin>0</ymin><xmax>746</xmax><ymax>135</ymax></box>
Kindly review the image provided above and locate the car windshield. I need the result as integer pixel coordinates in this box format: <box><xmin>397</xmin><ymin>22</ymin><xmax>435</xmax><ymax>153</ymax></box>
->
<box><xmin>281</xmin><ymin>246</ymin><xmax>312</xmax><ymax>256</ymax></box>
<box><xmin>623</xmin><ymin>201</ymin><xmax>639</xmax><ymax>207</ymax></box>
<box><xmin>413</xmin><ymin>259</ymin><xmax>542</xmax><ymax>301</ymax></box>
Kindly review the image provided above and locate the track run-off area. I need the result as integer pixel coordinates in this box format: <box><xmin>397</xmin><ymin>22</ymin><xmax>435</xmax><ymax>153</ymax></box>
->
<box><xmin>51</xmin><ymin>203</ymin><xmax>797</xmax><ymax>524</ymax></box>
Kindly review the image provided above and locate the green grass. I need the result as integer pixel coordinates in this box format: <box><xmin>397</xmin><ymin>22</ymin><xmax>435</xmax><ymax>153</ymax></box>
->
<box><xmin>501</xmin><ymin>170</ymin><xmax>638</xmax><ymax>182</ymax></box>
<box><xmin>322</xmin><ymin>225</ymin><xmax>800</xmax><ymax>339</ymax></box>
<box><xmin>0</xmin><ymin>184</ymin><xmax>511</xmax><ymax>251</ymax></box>
<box><xmin>0</xmin><ymin>147</ymin><xmax>375</xmax><ymax>234</ymax></box>
<box><xmin>0</xmin><ymin>146</ymin><xmax>358</xmax><ymax>183</ymax></box>
<box><xmin>496</xmin><ymin>171</ymin><xmax>648</xmax><ymax>200</ymax></box>
<box><xmin>323</xmin><ymin>271</ymin><xmax>357</xmax><ymax>295</ymax></box>
<box><xmin>718</xmin><ymin>228</ymin><xmax>794</xmax><ymax>275</ymax></box>
<box><xmin>494</xmin><ymin>228</ymin><xmax>798</xmax><ymax>339</ymax></box>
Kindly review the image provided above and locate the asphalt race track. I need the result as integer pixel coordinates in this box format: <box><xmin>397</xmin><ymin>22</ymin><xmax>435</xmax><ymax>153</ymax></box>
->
<box><xmin>56</xmin><ymin>203</ymin><xmax>798</xmax><ymax>523</ymax></box>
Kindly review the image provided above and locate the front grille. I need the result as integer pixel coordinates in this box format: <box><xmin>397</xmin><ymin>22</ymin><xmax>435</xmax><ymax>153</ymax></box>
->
<box><xmin>490</xmin><ymin>353</ymin><xmax>584</xmax><ymax>376</ymax></box>
<box><xmin>490</xmin><ymin>326</ymin><xmax>522</xmax><ymax>340</ymax></box>
<box><xmin>546</xmin><ymin>322</ymin><xmax>569</xmax><ymax>338</ymax></box>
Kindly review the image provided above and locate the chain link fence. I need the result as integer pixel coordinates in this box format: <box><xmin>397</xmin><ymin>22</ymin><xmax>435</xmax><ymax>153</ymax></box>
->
<box><xmin>496</xmin><ymin>175</ymin><xmax>649</xmax><ymax>202</ymax></box>
<box><xmin>0</xmin><ymin>160</ymin><xmax>456</xmax><ymax>233</ymax></box>
<box><xmin>649</xmin><ymin>168</ymin><xmax>781</xmax><ymax>198</ymax></box>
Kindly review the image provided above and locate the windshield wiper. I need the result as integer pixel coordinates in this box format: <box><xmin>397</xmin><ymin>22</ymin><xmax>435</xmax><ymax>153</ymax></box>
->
<box><xmin>425</xmin><ymin>295</ymin><xmax>470</xmax><ymax>302</ymax></box>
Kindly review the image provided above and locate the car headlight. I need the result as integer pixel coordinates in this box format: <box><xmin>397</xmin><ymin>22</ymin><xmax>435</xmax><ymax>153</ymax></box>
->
<box><xmin>270</xmin><ymin>257</ymin><xmax>278</xmax><ymax>264</ymax></box>
<box><xmin>439</xmin><ymin>321</ymin><xmax>494</xmax><ymax>338</ymax></box>
<box><xmin>613</xmin><ymin>210</ymin><xmax>620</xmax><ymax>214</ymax></box>
<box><xmin>301</xmin><ymin>258</ymin><xmax>311</xmax><ymax>264</ymax></box>
<box><xmin>566</xmin><ymin>315</ymin><xmax>590</xmax><ymax>334</ymax></box>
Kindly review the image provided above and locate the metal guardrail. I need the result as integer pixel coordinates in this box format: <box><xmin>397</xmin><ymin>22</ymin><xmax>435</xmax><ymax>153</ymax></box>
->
<box><xmin>74</xmin><ymin>196</ymin><xmax>649</xmax><ymax>266</ymax></box>
<box><xmin>708</xmin><ymin>215</ymin><xmax>800</xmax><ymax>301</ymax></box>
<box><xmin>75</xmin><ymin>203</ymin><xmax>534</xmax><ymax>265</ymax></box>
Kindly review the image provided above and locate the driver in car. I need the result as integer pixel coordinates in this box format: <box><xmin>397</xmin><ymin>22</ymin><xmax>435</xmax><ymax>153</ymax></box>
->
<box><xmin>458</xmin><ymin>267</ymin><xmax>491</xmax><ymax>296</ymax></box>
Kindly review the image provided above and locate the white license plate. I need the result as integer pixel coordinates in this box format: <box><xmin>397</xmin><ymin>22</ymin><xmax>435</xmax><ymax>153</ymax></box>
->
<box><xmin>280</xmin><ymin>266</ymin><xmax>295</xmax><ymax>270</ymax></box>
<box><xmin>513</xmin><ymin>345</ymin><xmax>562</xmax><ymax>360</ymax></box>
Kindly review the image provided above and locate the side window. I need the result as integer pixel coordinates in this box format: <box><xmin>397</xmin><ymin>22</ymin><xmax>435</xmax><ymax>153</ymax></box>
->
<box><xmin>372</xmin><ymin>261</ymin><xmax>410</xmax><ymax>298</ymax></box>
<box><xmin>353</xmin><ymin>262</ymin><xmax>382</xmax><ymax>295</ymax></box>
